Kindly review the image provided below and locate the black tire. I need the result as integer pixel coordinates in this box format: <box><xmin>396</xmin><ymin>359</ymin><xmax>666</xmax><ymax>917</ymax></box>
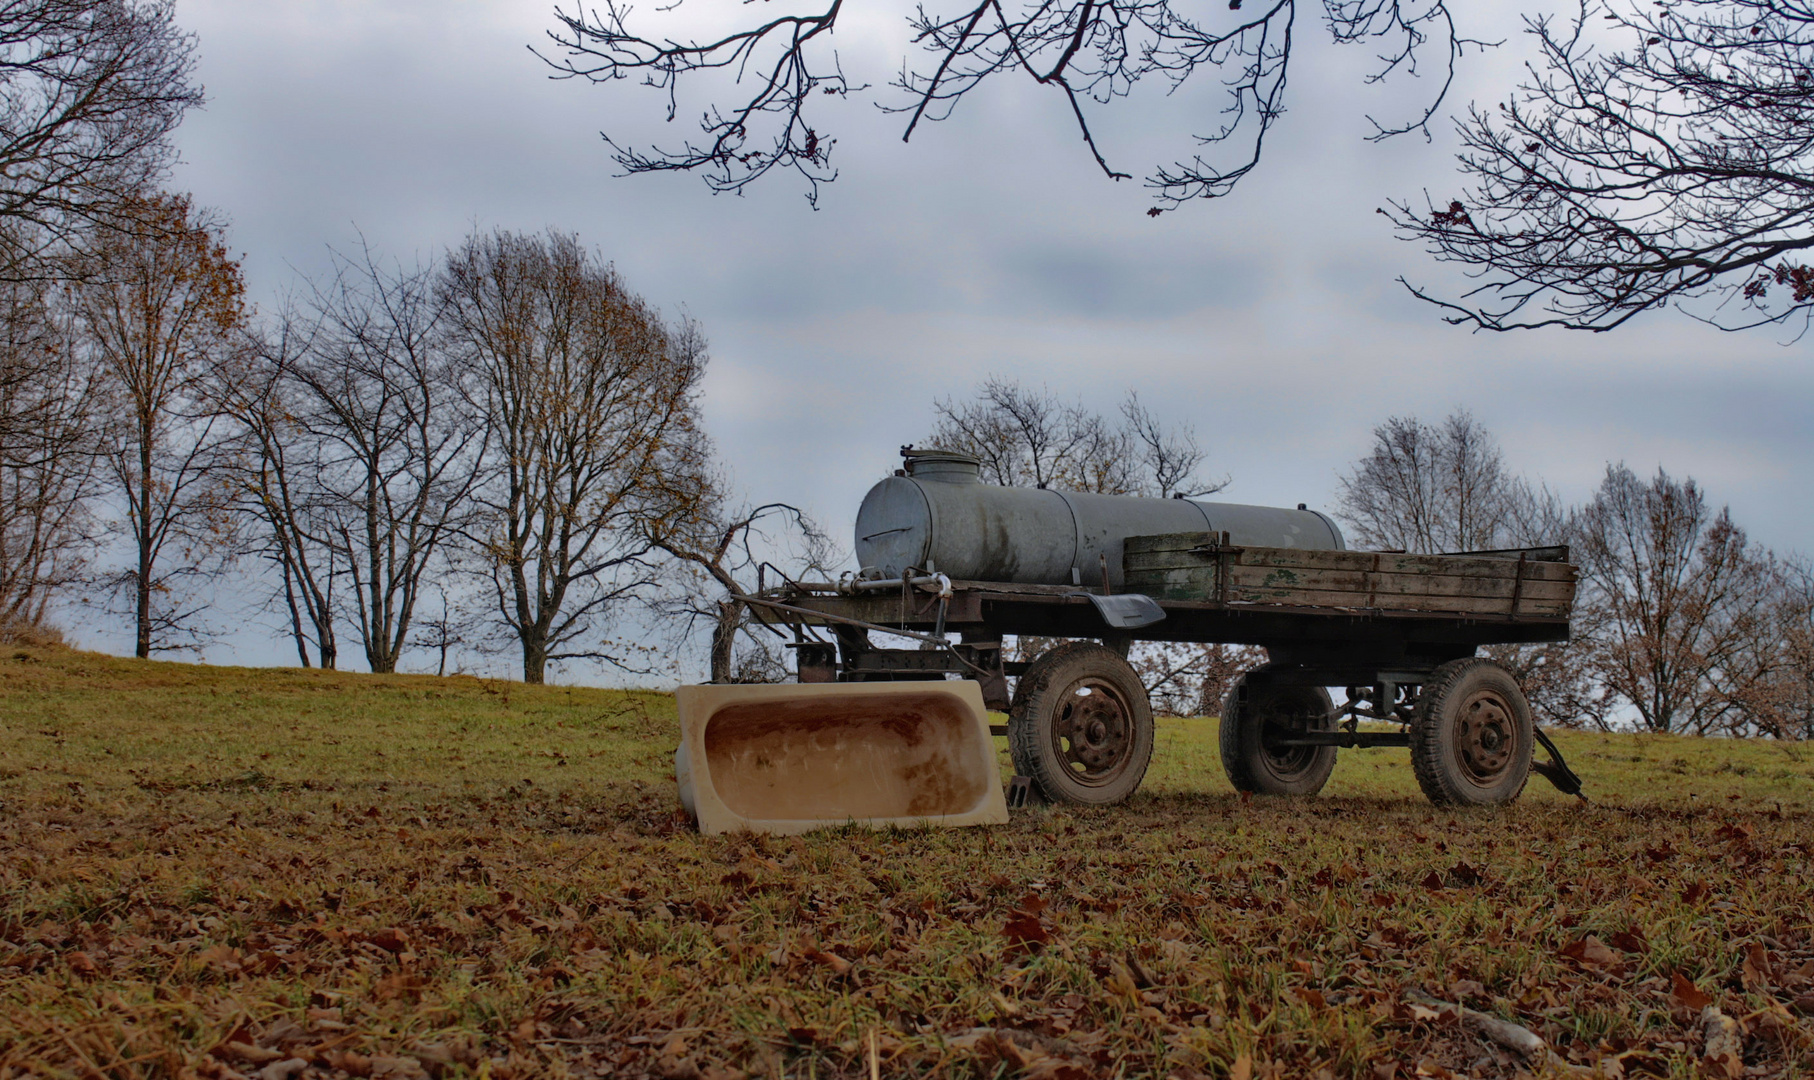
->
<box><xmin>1218</xmin><ymin>669</ymin><xmax>1338</xmax><ymax>796</ymax></box>
<box><xmin>1408</xmin><ymin>657</ymin><xmax>1533</xmax><ymax>806</ymax></box>
<box><xmin>1008</xmin><ymin>641</ymin><xmax>1154</xmax><ymax>805</ymax></box>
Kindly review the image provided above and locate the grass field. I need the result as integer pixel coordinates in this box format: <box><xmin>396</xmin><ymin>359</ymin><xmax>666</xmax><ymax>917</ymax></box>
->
<box><xmin>2</xmin><ymin>644</ymin><xmax>1811</xmax><ymax>1080</ymax></box>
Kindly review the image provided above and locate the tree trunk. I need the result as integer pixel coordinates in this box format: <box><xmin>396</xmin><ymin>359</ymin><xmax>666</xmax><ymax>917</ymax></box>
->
<box><xmin>135</xmin><ymin>430</ymin><xmax>151</xmax><ymax>660</ymax></box>
<box><xmin>279</xmin><ymin>560</ymin><xmax>312</xmax><ymax>667</ymax></box>
<box><xmin>709</xmin><ymin>600</ymin><xmax>741</xmax><ymax>682</ymax></box>
<box><xmin>522</xmin><ymin>634</ymin><xmax>547</xmax><ymax>685</ymax></box>
<box><xmin>135</xmin><ymin>555</ymin><xmax>150</xmax><ymax>659</ymax></box>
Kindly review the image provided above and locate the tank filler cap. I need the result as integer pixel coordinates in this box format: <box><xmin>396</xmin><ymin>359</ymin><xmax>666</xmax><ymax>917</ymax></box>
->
<box><xmin>901</xmin><ymin>448</ymin><xmax>982</xmax><ymax>484</ymax></box>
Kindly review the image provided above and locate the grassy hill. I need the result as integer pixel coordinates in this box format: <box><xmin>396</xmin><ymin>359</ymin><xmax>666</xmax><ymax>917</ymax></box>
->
<box><xmin>2</xmin><ymin>646</ymin><xmax>1810</xmax><ymax>1078</ymax></box>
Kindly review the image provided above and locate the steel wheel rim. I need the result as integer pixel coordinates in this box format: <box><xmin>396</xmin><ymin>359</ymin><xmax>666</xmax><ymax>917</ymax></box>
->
<box><xmin>1048</xmin><ymin>676</ymin><xmax>1135</xmax><ymax>788</ymax></box>
<box><xmin>1451</xmin><ymin>689</ymin><xmax>1519</xmax><ymax>786</ymax></box>
<box><xmin>1256</xmin><ymin>699</ymin><xmax>1322</xmax><ymax>781</ymax></box>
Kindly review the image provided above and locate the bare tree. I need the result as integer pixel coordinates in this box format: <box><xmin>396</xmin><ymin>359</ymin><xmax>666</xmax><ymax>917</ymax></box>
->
<box><xmin>1390</xmin><ymin>0</ymin><xmax>1814</xmax><ymax>333</ymax></box>
<box><xmin>290</xmin><ymin>246</ymin><xmax>483</xmax><ymax>674</ymax></box>
<box><xmin>537</xmin><ymin>0</ymin><xmax>1485</xmax><ymax>209</ymax></box>
<box><xmin>1135</xmin><ymin>642</ymin><xmax>1265</xmax><ymax>717</ymax></box>
<box><xmin>442</xmin><ymin>229</ymin><xmax>712</xmax><ymax>684</ymax></box>
<box><xmin>1575</xmin><ymin>465</ymin><xmax>1781</xmax><ymax>734</ymax></box>
<box><xmin>0</xmin><ymin>1</ymin><xmax>202</xmax><ymax>278</ymax></box>
<box><xmin>648</xmin><ymin>492</ymin><xmax>840</xmax><ymax>683</ymax></box>
<box><xmin>411</xmin><ymin>580</ymin><xmax>485</xmax><ymax>677</ymax></box>
<box><xmin>1334</xmin><ymin>409</ymin><xmax>1597</xmax><ymax>725</ymax></box>
<box><xmin>74</xmin><ymin>192</ymin><xmax>242</xmax><ymax>657</ymax></box>
<box><xmin>1335</xmin><ymin>410</ymin><xmax>1539</xmax><ymax>554</ymax></box>
<box><xmin>929</xmin><ymin>378</ymin><xmax>1224</xmax><ymax>496</ymax></box>
<box><xmin>1744</xmin><ymin>557</ymin><xmax>1814</xmax><ymax>739</ymax></box>
<box><xmin>222</xmin><ymin>307</ymin><xmax>341</xmax><ymax>668</ymax></box>
<box><xmin>0</xmin><ymin>271</ymin><xmax>100</xmax><ymax>631</ymax></box>
<box><xmin>927</xmin><ymin>375</ymin><xmax>1236</xmax><ymax>702</ymax></box>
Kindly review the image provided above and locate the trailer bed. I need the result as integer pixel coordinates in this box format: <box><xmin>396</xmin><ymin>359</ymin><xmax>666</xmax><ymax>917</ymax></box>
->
<box><xmin>750</xmin><ymin>538</ymin><xmax>1584</xmax><ymax>806</ymax></box>
<box><xmin>766</xmin><ymin>540</ymin><xmax>1575</xmax><ymax>658</ymax></box>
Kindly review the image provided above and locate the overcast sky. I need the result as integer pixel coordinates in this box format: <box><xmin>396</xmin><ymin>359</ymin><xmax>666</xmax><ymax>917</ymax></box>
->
<box><xmin>67</xmin><ymin>0</ymin><xmax>1814</xmax><ymax>676</ymax></box>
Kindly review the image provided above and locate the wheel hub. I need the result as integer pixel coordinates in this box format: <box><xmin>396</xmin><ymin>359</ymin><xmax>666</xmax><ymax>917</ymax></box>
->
<box><xmin>1256</xmin><ymin>706</ymin><xmax>1322</xmax><ymax>779</ymax></box>
<box><xmin>1052</xmin><ymin>680</ymin><xmax>1133</xmax><ymax>784</ymax></box>
<box><xmin>1454</xmin><ymin>691</ymin><xmax>1516</xmax><ymax>781</ymax></box>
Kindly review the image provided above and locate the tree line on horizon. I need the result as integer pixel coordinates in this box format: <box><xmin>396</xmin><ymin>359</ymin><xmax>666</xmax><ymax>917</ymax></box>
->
<box><xmin>0</xmin><ymin>2</ymin><xmax>1807</xmax><ymax>738</ymax></box>
<box><xmin>7</xmin><ymin>209</ymin><xmax>1810</xmax><ymax>738</ymax></box>
<box><xmin>0</xmin><ymin>1</ymin><xmax>830</xmax><ymax>685</ymax></box>
<box><xmin>0</xmin><ymin>209</ymin><xmax>828</xmax><ymax>685</ymax></box>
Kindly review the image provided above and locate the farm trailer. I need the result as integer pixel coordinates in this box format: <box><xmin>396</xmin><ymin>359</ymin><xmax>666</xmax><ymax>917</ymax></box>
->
<box><xmin>678</xmin><ymin>448</ymin><xmax>1584</xmax><ymax>833</ymax></box>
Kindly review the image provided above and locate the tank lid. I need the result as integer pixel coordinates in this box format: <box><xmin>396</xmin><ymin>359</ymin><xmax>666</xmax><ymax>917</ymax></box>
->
<box><xmin>901</xmin><ymin>447</ymin><xmax>981</xmax><ymax>484</ymax></box>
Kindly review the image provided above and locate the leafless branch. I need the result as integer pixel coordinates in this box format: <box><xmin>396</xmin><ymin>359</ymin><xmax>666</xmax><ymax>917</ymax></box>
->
<box><xmin>0</xmin><ymin>1</ymin><xmax>202</xmax><ymax>277</ymax></box>
<box><xmin>1389</xmin><ymin>0</ymin><xmax>1814</xmax><ymax>331</ymax></box>
<box><xmin>540</xmin><ymin>0</ymin><xmax>1466</xmax><ymax>209</ymax></box>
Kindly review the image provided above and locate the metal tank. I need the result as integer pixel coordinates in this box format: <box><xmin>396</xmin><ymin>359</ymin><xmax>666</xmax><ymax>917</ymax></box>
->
<box><xmin>854</xmin><ymin>449</ymin><xmax>1344</xmax><ymax>590</ymax></box>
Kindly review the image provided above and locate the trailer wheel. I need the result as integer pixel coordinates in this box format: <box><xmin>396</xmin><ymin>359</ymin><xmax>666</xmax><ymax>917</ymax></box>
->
<box><xmin>1409</xmin><ymin>658</ymin><xmax>1533</xmax><ymax>806</ymax></box>
<box><xmin>1219</xmin><ymin>670</ymin><xmax>1338</xmax><ymax>796</ymax></box>
<box><xmin>1009</xmin><ymin>641</ymin><xmax>1154</xmax><ymax>806</ymax></box>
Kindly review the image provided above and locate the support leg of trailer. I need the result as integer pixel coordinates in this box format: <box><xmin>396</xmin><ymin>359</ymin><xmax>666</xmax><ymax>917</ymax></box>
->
<box><xmin>1530</xmin><ymin>727</ymin><xmax>1588</xmax><ymax>802</ymax></box>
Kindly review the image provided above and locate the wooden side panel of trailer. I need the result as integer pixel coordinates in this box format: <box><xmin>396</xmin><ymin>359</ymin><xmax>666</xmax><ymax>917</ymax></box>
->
<box><xmin>1123</xmin><ymin>535</ymin><xmax>1577</xmax><ymax>620</ymax></box>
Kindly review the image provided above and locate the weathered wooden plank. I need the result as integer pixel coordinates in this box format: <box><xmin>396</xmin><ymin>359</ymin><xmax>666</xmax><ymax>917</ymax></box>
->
<box><xmin>1127</xmin><ymin>535</ymin><xmax>1569</xmax><ymax>566</ymax></box>
<box><xmin>1218</xmin><ymin>586</ymin><xmax>1571</xmax><ymax>617</ymax></box>
<box><xmin>1123</xmin><ymin>535</ymin><xmax>1577</xmax><ymax>582</ymax></box>
<box><xmin>1124</xmin><ymin>564</ymin><xmax>1575</xmax><ymax>601</ymax></box>
<box><xmin>1123</xmin><ymin>550</ymin><xmax>1577</xmax><ymax>585</ymax></box>
<box><xmin>1238</xmin><ymin>547</ymin><xmax>1577</xmax><ymax>581</ymax></box>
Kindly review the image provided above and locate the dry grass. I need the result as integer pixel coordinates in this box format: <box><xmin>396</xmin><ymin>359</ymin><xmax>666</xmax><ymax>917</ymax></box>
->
<box><xmin>2</xmin><ymin>644</ymin><xmax>1811</xmax><ymax>1080</ymax></box>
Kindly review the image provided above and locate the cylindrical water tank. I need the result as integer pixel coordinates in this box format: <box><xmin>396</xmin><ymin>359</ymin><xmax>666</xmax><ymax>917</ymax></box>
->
<box><xmin>854</xmin><ymin>450</ymin><xmax>1344</xmax><ymax>590</ymax></box>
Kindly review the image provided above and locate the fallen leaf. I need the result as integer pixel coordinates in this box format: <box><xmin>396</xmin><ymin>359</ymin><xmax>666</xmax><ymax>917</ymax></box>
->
<box><xmin>1104</xmin><ymin>960</ymin><xmax>1140</xmax><ymax>999</ymax></box>
<box><xmin>954</xmin><ymin>1029</ymin><xmax>1086</xmax><ymax>1080</ymax></box>
<box><xmin>1608</xmin><ymin>927</ymin><xmax>1649</xmax><ymax>954</ymax></box>
<box><xmin>1741</xmin><ymin>942</ymin><xmax>1773</xmax><ymax>992</ymax></box>
<box><xmin>1230</xmin><ymin>1055</ymin><xmax>1253</xmax><ymax>1080</ymax></box>
<box><xmin>373</xmin><ymin>973</ymin><xmax>426</xmax><ymax>1002</ymax></box>
<box><xmin>800</xmin><ymin>944</ymin><xmax>852</xmax><ymax>976</ymax></box>
<box><xmin>1611</xmin><ymin>1047</ymin><xmax>1669</xmax><ymax>1078</ymax></box>
<box><xmin>366</xmin><ymin>927</ymin><xmax>408</xmax><ymax>954</ymax></box>
<box><xmin>196</xmin><ymin>944</ymin><xmax>243</xmax><ymax>972</ymax></box>
<box><xmin>1002</xmin><ymin>912</ymin><xmax>1050</xmax><ymax>954</ymax></box>
<box><xmin>257</xmin><ymin>1059</ymin><xmax>309</xmax><ymax>1080</ymax></box>
<box><xmin>1449</xmin><ymin>979</ymin><xmax>1486</xmax><ymax>1000</ymax></box>
<box><xmin>655</xmin><ymin>1034</ymin><xmax>699</xmax><ymax>1080</ymax></box>
<box><xmin>1671</xmin><ymin>971</ymin><xmax>1713</xmax><ymax>1013</ymax></box>
<box><xmin>1124</xmin><ymin>949</ymin><xmax>1157</xmax><ymax>988</ymax></box>
<box><xmin>366</xmin><ymin>1056</ymin><xmax>427</xmax><ymax>1079</ymax></box>
<box><xmin>324</xmin><ymin>1051</ymin><xmax>372</xmax><ymax>1077</ymax></box>
<box><xmin>1560</xmin><ymin>934</ymin><xmax>1622</xmax><ymax>971</ymax></box>
<box><xmin>1699</xmin><ymin>1005</ymin><xmax>1743</xmax><ymax>1079</ymax></box>
<box><xmin>219</xmin><ymin>1043</ymin><xmax>284</xmax><ymax>1066</ymax></box>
